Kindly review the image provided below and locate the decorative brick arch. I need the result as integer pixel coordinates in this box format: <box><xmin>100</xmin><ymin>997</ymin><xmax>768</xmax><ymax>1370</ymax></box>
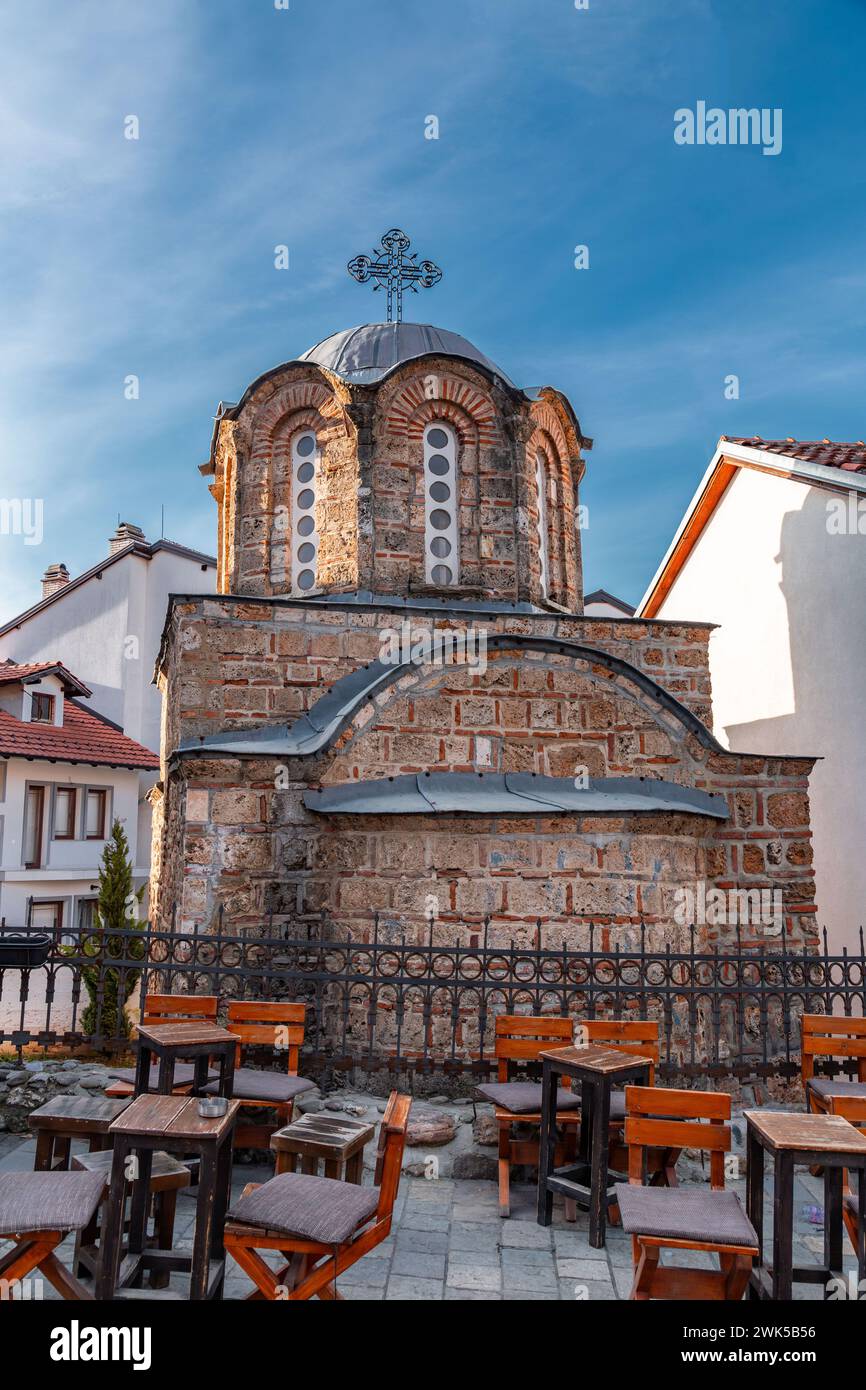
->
<box><xmin>386</xmin><ymin>371</ymin><xmax>499</xmax><ymax>447</ymax></box>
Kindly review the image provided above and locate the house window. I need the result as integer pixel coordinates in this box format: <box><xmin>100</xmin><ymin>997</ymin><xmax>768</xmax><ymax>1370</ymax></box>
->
<box><xmin>77</xmin><ymin>898</ymin><xmax>98</xmax><ymax>931</ymax></box>
<box><xmin>54</xmin><ymin>786</ymin><xmax>77</xmax><ymax>840</ymax></box>
<box><xmin>23</xmin><ymin>785</ymin><xmax>45</xmax><ymax>868</ymax></box>
<box><xmin>423</xmin><ymin>422</ymin><xmax>459</xmax><ymax>586</ymax></box>
<box><xmin>535</xmin><ymin>449</ymin><xmax>550</xmax><ymax>598</ymax></box>
<box><xmin>291</xmin><ymin>431</ymin><xmax>320</xmax><ymax>594</ymax></box>
<box><xmin>84</xmin><ymin>789</ymin><xmax>107</xmax><ymax>840</ymax></box>
<box><xmin>31</xmin><ymin>692</ymin><xmax>55</xmax><ymax>723</ymax></box>
<box><xmin>30</xmin><ymin>899</ymin><xmax>63</xmax><ymax>939</ymax></box>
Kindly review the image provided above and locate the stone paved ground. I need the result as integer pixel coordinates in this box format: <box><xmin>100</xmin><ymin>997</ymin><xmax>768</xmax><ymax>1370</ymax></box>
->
<box><xmin>0</xmin><ymin>1131</ymin><xmax>858</xmax><ymax>1301</ymax></box>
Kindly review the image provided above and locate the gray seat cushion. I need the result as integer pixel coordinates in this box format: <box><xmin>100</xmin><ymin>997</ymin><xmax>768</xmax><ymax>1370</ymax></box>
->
<box><xmin>0</xmin><ymin>1170</ymin><xmax>107</xmax><ymax>1236</ymax></box>
<box><xmin>844</xmin><ymin>1191</ymin><xmax>859</xmax><ymax>1218</ymax></box>
<box><xmin>475</xmin><ymin>1081</ymin><xmax>581</xmax><ymax>1114</ymax></box>
<box><xmin>609</xmin><ymin>1090</ymin><xmax>626</xmax><ymax>1121</ymax></box>
<box><xmin>201</xmin><ymin>1069</ymin><xmax>316</xmax><ymax>1103</ymax></box>
<box><xmin>806</xmin><ymin>1078</ymin><xmax>866</xmax><ymax>1101</ymax></box>
<box><xmin>228</xmin><ymin>1171</ymin><xmax>380</xmax><ymax>1245</ymax></box>
<box><xmin>107</xmin><ymin>1062</ymin><xmax>218</xmax><ymax>1086</ymax></box>
<box><xmin>615</xmin><ymin>1184</ymin><xmax>759</xmax><ymax>1248</ymax></box>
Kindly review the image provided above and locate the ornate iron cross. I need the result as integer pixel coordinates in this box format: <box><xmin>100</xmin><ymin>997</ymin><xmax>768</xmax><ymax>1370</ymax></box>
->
<box><xmin>347</xmin><ymin>228</ymin><xmax>442</xmax><ymax>323</ymax></box>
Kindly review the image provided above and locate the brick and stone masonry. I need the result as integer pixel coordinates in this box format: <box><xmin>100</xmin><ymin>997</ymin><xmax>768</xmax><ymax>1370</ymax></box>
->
<box><xmin>149</xmin><ymin>324</ymin><xmax>818</xmax><ymax>1072</ymax></box>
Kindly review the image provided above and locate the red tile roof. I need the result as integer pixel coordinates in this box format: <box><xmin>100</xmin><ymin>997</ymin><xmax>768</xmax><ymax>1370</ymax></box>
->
<box><xmin>0</xmin><ymin>699</ymin><xmax>159</xmax><ymax>770</ymax></box>
<box><xmin>0</xmin><ymin>660</ymin><xmax>91</xmax><ymax>694</ymax></box>
<box><xmin>722</xmin><ymin>437</ymin><xmax>866</xmax><ymax>475</ymax></box>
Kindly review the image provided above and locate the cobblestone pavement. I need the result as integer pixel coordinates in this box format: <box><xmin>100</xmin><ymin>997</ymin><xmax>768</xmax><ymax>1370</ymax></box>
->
<box><xmin>0</xmin><ymin>1132</ymin><xmax>858</xmax><ymax>1301</ymax></box>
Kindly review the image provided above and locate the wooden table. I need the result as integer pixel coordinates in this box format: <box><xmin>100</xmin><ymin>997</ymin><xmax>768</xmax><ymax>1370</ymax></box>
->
<box><xmin>745</xmin><ymin>1109</ymin><xmax>866</xmax><ymax>1300</ymax></box>
<box><xmin>96</xmin><ymin>1093</ymin><xmax>240</xmax><ymax>1301</ymax></box>
<box><xmin>271</xmin><ymin>1112</ymin><xmax>375</xmax><ymax>1180</ymax></box>
<box><xmin>536</xmin><ymin>1044</ymin><xmax>653</xmax><ymax>1247</ymax></box>
<box><xmin>30</xmin><ymin>1095</ymin><xmax>131</xmax><ymax>1171</ymax></box>
<box><xmin>134</xmin><ymin>1020</ymin><xmax>237</xmax><ymax>1097</ymax></box>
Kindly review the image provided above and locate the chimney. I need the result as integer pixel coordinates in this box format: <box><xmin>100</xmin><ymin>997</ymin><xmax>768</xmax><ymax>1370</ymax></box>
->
<box><xmin>108</xmin><ymin>521</ymin><xmax>146</xmax><ymax>555</ymax></box>
<box><xmin>41</xmin><ymin>563</ymin><xmax>70</xmax><ymax>599</ymax></box>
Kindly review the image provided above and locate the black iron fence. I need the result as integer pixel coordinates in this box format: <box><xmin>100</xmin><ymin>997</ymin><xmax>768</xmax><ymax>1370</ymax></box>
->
<box><xmin>0</xmin><ymin>917</ymin><xmax>864</xmax><ymax>1085</ymax></box>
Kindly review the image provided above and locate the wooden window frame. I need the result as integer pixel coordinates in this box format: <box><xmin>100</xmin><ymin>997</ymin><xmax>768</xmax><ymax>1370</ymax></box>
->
<box><xmin>24</xmin><ymin>784</ymin><xmax>46</xmax><ymax>869</ymax></box>
<box><xmin>30</xmin><ymin>693</ymin><xmax>55</xmax><ymax>724</ymax></box>
<box><xmin>84</xmin><ymin>787</ymin><xmax>108</xmax><ymax>841</ymax></box>
<box><xmin>53</xmin><ymin>785</ymin><xmax>77</xmax><ymax>840</ymax></box>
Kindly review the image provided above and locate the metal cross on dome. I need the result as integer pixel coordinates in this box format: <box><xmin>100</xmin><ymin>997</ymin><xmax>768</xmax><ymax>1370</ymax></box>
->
<box><xmin>347</xmin><ymin>228</ymin><xmax>443</xmax><ymax>323</ymax></box>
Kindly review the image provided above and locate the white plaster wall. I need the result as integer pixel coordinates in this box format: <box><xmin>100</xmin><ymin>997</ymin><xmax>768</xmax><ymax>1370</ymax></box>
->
<box><xmin>0</xmin><ymin>758</ymin><xmax>142</xmax><ymax>927</ymax></box>
<box><xmin>656</xmin><ymin>467</ymin><xmax>866</xmax><ymax>954</ymax></box>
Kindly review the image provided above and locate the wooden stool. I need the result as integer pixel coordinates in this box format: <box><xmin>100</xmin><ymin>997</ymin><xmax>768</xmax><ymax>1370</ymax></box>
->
<box><xmin>71</xmin><ymin>1147</ymin><xmax>191</xmax><ymax>1289</ymax></box>
<box><xmin>271</xmin><ymin>1113</ymin><xmax>375</xmax><ymax>1182</ymax></box>
<box><xmin>30</xmin><ymin>1096</ymin><xmax>131</xmax><ymax>1171</ymax></box>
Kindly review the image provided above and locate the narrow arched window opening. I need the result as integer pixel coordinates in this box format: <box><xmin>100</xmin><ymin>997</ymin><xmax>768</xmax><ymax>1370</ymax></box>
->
<box><xmin>291</xmin><ymin>430</ymin><xmax>320</xmax><ymax>593</ymax></box>
<box><xmin>423</xmin><ymin>422</ymin><xmax>459</xmax><ymax>586</ymax></box>
<box><xmin>535</xmin><ymin>448</ymin><xmax>550</xmax><ymax>598</ymax></box>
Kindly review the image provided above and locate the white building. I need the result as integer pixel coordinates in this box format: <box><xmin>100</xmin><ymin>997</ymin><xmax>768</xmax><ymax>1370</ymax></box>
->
<box><xmin>0</xmin><ymin>523</ymin><xmax>216</xmax><ymax>886</ymax></box>
<box><xmin>638</xmin><ymin>436</ymin><xmax>866</xmax><ymax>954</ymax></box>
<box><xmin>0</xmin><ymin>660</ymin><xmax>159</xmax><ymax>932</ymax></box>
<box><xmin>583</xmin><ymin>589</ymin><xmax>636</xmax><ymax>618</ymax></box>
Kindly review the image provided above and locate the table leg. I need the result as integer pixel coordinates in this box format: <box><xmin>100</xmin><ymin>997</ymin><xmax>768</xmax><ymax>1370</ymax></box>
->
<box><xmin>745</xmin><ymin>1127</ymin><xmax>764</xmax><ymax>1278</ymax></box>
<box><xmin>193</xmin><ymin>1055</ymin><xmax>209</xmax><ymax>1095</ymax></box>
<box><xmin>127</xmin><ymin>1148</ymin><xmax>154</xmax><ymax>1288</ymax></box>
<box><xmin>156</xmin><ymin>1050</ymin><xmax>174</xmax><ymax>1095</ymax></box>
<box><xmin>210</xmin><ymin>1135</ymin><xmax>234</xmax><ymax>1264</ymax></box>
<box><xmin>577</xmin><ymin>1080</ymin><xmax>592</xmax><ymax>1165</ymax></box>
<box><xmin>134</xmin><ymin>1040</ymin><xmax>152</xmax><ymax>1095</ymax></box>
<box><xmin>96</xmin><ymin>1140</ymin><xmax>131</xmax><ymax>1299</ymax></box>
<box><xmin>221</xmin><ymin>1046</ymin><xmax>234</xmax><ymax>1099</ymax></box>
<box><xmin>190</xmin><ymin>1145</ymin><xmax>216</xmax><ymax>1300</ymax></box>
<box><xmin>536</xmin><ymin>1060</ymin><xmax>556</xmax><ymax>1227</ymax></box>
<box><xmin>857</xmin><ymin>1167</ymin><xmax>866</xmax><ymax>1293</ymax></box>
<box><xmin>823</xmin><ymin>1164</ymin><xmax>843</xmax><ymax>1287</ymax></box>
<box><xmin>771</xmin><ymin>1151</ymin><xmax>794</xmax><ymax>1300</ymax></box>
<box><xmin>33</xmin><ymin>1128</ymin><xmax>54</xmax><ymax>1172</ymax></box>
<box><xmin>589</xmin><ymin>1080</ymin><xmax>611</xmax><ymax>1250</ymax></box>
<box><xmin>346</xmin><ymin>1151</ymin><xmax>364</xmax><ymax>1184</ymax></box>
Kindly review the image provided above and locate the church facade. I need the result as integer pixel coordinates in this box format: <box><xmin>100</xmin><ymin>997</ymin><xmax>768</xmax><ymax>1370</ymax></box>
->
<box><xmin>150</xmin><ymin>323</ymin><xmax>818</xmax><ymax>954</ymax></box>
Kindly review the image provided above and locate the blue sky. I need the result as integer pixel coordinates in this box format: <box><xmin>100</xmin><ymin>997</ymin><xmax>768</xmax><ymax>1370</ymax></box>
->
<box><xmin>1</xmin><ymin>0</ymin><xmax>864</xmax><ymax>618</ymax></box>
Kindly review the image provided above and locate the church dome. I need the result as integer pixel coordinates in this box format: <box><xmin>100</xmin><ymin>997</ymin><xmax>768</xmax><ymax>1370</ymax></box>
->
<box><xmin>297</xmin><ymin>322</ymin><xmax>517</xmax><ymax>389</ymax></box>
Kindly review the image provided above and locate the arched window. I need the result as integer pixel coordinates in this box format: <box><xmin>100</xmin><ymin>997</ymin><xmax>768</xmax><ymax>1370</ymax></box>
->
<box><xmin>291</xmin><ymin>430</ymin><xmax>320</xmax><ymax>593</ymax></box>
<box><xmin>535</xmin><ymin>448</ymin><xmax>550</xmax><ymax>598</ymax></box>
<box><xmin>423</xmin><ymin>422</ymin><xmax>459</xmax><ymax>586</ymax></box>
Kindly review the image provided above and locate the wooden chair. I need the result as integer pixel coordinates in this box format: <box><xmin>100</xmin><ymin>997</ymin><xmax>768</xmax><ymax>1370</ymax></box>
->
<box><xmin>105</xmin><ymin>992</ymin><xmax>219</xmax><ymax>1097</ymax></box>
<box><xmin>615</xmin><ymin>1085</ymin><xmax>759</xmax><ymax>1301</ymax></box>
<box><xmin>198</xmin><ymin>1000</ymin><xmax>315</xmax><ymax>1150</ymax></box>
<box><xmin>828</xmin><ymin>1094</ymin><xmax>866</xmax><ymax>1256</ymax></box>
<box><xmin>801</xmin><ymin>1015</ymin><xmax>866</xmax><ymax>1113</ymax></box>
<box><xmin>223</xmin><ymin>1090</ymin><xmax>410</xmax><ymax>1300</ymax></box>
<box><xmin>0</xmin><ymin>1169</ymin><xmax>107</xmax><ymax>1301</ymax></box>
<box><xmin>475</xmin><ymin>1015</ymin><xmax>580</xmax><ymax>1218</ymax></box>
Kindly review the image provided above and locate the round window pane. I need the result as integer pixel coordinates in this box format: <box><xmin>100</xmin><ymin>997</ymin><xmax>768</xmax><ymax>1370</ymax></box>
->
<box><xmin>297</xmin><ymin>514</ymin><xmax>315</xmax><ymax>536</ymax></box>
<box><xmin>427</xmin><ymin>427</ymin><xmax>449</xmax><ymax>449</ymax></box>
<box><xmin>297</xmin><ymin>542</ymin><xmax>316</xmax><ymax>563</ymax></box>
<box><xmin>297</xmin><ymin>462</ymin><xmax>315</xmax><ymax>484</ymax></box>
<box><xmin>428</xmin><ymin>454</ymin><xmax>449</xmax><ymax>476</ymax></box>
<box><xmin>297</xmin><ymin>488</ymin><xmax>315</xmax><ymax>510</ymax></box>
<box><xmin>297</xmin><ymin>568</ymin><xmax>315</xmax><ymax>591</ymax></box>
<box><xmin>430</xmin><ymin>537</ymin><xmax>451</xmax><ymax>558</ymax></box>
<box><xmin>296</xmin><ymin>435</ymin><xmax>315</xmax><ymax>457</ymax></box>
<box><xmin>431</xmin><ymin>564</ymin><xmax>453</xmax><ymax>585</ymax></box>
<box><xmin>430</xmin><ymin>480</ymin><xmax>450</xmax><ymax>502</ymax></box>
<box><xmin>430</xmin><ymin>508</ymin><xmax>451</xmax><ymax>531</ymax></box>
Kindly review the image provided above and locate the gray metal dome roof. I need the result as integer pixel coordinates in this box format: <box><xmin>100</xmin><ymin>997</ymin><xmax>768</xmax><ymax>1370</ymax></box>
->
<box><xmin>297</xmin><ymin>322</ymin><xmax>516</xmax><ymax>388</ymax></box>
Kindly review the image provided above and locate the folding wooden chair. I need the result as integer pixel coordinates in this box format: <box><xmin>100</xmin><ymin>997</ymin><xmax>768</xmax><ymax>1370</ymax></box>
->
<box><xmin>475</xmin><ymin>1015</ymin><xmax>580</xmax><ymax>1218</ymax></box>
<box><xmin>801</xmin><ymin>1015</ymin><xmax>866</xmax><ymax>1113</ymax></box>
<box><xmin>0</xmin><ymin>1170</ymin><xmax>107</xmax><ymax>1301</ymax></box>
<box><xmin>198</xmin><ymin>1000</ymin><xmax>315</xmax><ymax>1149</ymax></box>
<box><xmin>615</xmin><ymin>1085</ymin><xmax>759</xmax><ymax>1300</ymax></box>
<box><xmin>828</xmin><ymin>1094</ymin><xmax>866</xmax><ymax>1256</ymax></box>
<box><xmin>105</xmin><ymin>992</ymin><xmax>220</xmax><ymax>1097</ymax></box>
<box><xmin>223</xmin><ymin>1090</ymin><xmax>410</xmax><ymax>1300</ymax></box>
